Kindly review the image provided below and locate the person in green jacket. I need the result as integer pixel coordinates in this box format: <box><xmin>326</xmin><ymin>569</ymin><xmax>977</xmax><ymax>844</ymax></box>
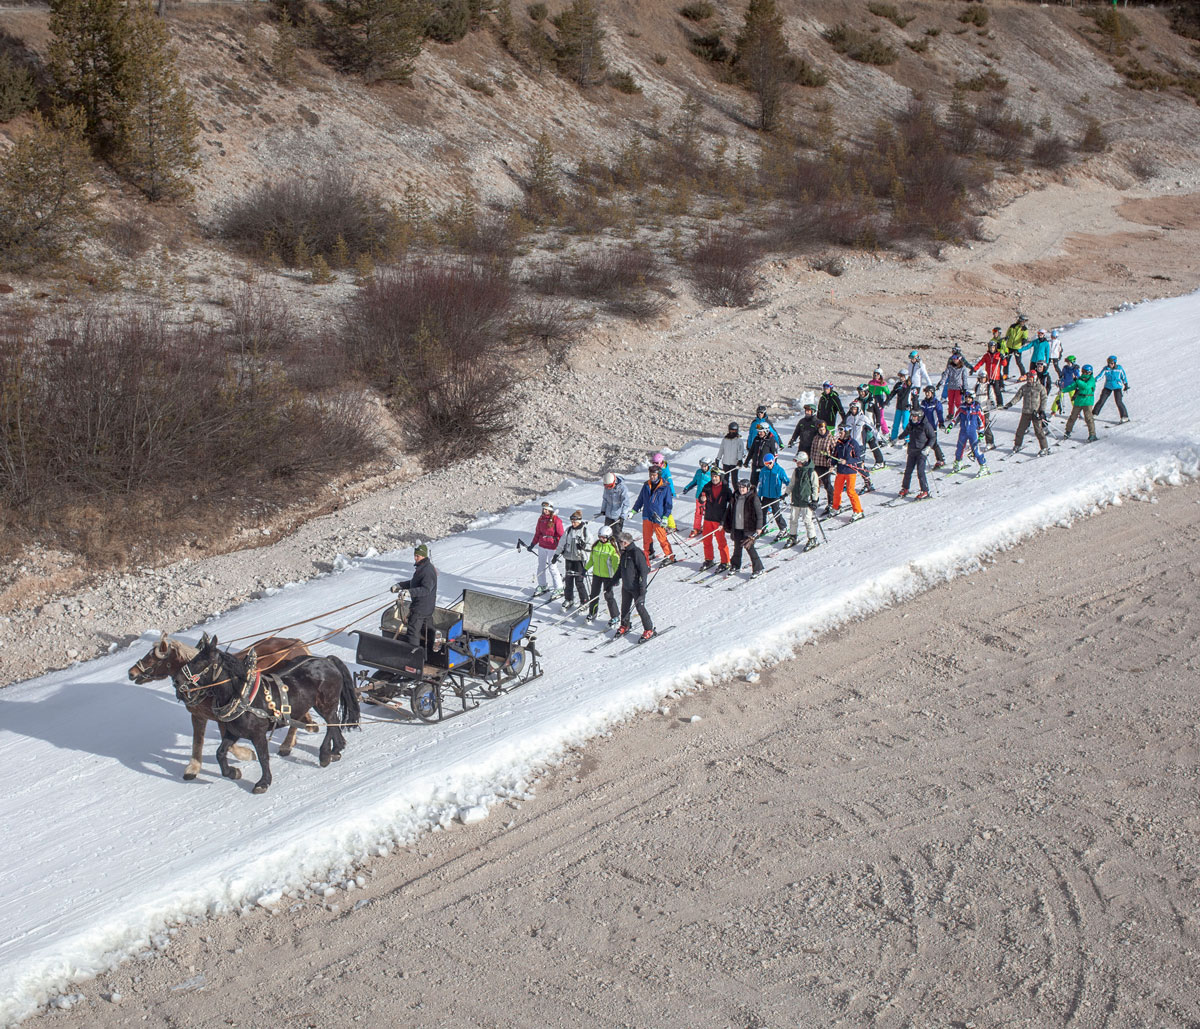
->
<box><xmin>1001</xmin><ymin>314</ymin><xmax>1029</xmax><ymax>379</ymax></box>
<box><xmin>585</xmin><ymin>524</ymin><xmax>621</xmax><ymax>626</ymax></box>
<box><xmin>1063</xmin><ymin>363</ymin><xmax>1099</xmax><ymax>441</ymax></box>
<box><xmin>785</xmin><ymin>452</ymin><xmax>821</xmax><ymax>551</ymax></box>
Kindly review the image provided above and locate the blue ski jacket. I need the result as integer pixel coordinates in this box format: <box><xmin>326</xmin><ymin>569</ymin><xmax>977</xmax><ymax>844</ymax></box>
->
<box><xmin>682</xmin><ymin>467</ymin><xmax>712</xmax><ymax>495</ymax></box>
<box><xmin>746</xmin><ymin>417</ymin><xmax>782</xmax><ymax>447</ymax></box>
<box><xmin>633</xmin><ymin>477</ymin><xmax>673</xmax><ymax>523</ymax></box>
<box><xmin>599</xmin><ymin>475</ymin><xmax>629</xmax><ymax>520</ymax></box>
<box><xmin>955</xmin><ymin>406</ymin><xmax>985</xmax><ymax>438</ymax></box>
<box><xmin>1021</xmin><ymin>336</ymin><xmax>1052</xmax><ymax>365</ymax></box>
<box><xmin>1059</xmin><ymin>363</ymin><xmax>1080</xmax><ymax>391</ymax></box>
<box><xmin>1098</xmin><ymin>364</ymin><xmax>1128</xmax><ymax>390</ymax></box>
<box><xmin>756</xmin><ymin>463</ymin><xmax>791</xmax><ymax>500</ymax></box>
<box><xmin>918</xmin><ymin>397</ymin><xmax>945</xmax><ymax>429</ymax></box>
<box><xmin>834</xmin><ymin>436</ymin><xmax>864</xmax><ymax>475</ymax></box>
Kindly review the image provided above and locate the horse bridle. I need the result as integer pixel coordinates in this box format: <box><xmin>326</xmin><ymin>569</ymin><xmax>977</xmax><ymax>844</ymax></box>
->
<box><xmin>175</xmin><ymin>651</ymin><xmax>226</xmax><ymax>702</ymax></box>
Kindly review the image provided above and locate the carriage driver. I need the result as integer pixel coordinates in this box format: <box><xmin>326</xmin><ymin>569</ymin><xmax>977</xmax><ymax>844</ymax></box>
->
<box><xmin>391</xmin><ymin>543</ymin><xmax>438</xmax><ymax>649</ymax></box>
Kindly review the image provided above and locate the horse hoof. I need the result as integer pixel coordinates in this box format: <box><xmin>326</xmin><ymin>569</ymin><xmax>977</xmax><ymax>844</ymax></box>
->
<box><xmin>253</xmin><ymin>783</ymin><xmax>269</xmax><ymax>794</ymax></box>
<box><xmin>278</xmin><ymin>747</ymin><xmax>292</xmax><ymax>757</ymax></box>
<box><xmin>330</xmin><ymin>753</ymin><xmax>341</xmax><ymax>762</ymax></box>
<box><xmin>183</xmin><ymin>771</ymin><xmax>198</xmax><ymax>781</ymax></box>
<box><xmin>226</xmin><ymin>768</ymin><xmax>241</xmax><ymax>781</ymax></box>
<box><xmin>319</xmin><ymin>754</ymin><xmax>331</xmax><ymax>767</ymax></box>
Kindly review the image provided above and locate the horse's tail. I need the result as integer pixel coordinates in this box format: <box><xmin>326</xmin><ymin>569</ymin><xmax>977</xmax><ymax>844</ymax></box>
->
<box><xmin>333</xmin><ymin>657</ymin><xmax>361</xmax><ymax>730</ymax></box>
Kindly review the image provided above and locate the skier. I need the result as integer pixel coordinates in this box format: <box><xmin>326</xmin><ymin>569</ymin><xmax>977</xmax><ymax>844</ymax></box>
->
<box><xmin>532</xmin><ymin>500</ymin><xmax>564</xmax><ymax>596</ymax></box>
<box><xmin>747</xmin><ymin>422</ymin><xmax>779</xmax><ymax>488</ymax></box>
<box><xmin>936</xmin><ymin>349</ymin><xmax>971</xmax><ymax>422</ymax></box>
<box><xmin>896</xmin><ymin>406</ymin><xmax>935</xmax><ymax>499</ymax></box>
<box><xmin>745</xmin><ymin>404</ymin><xmax>781</xmax><ymax>447</ymax></box>
<box><xmin>1020</xmin><ymin>328</ymin><xmax>1052</xmax><ymax>370</ymax></box>
<box><xmin>585</xmin><ymin>525</ymin><xmax>621</xmax><ymax>627</ymax></box>
<box><xmin>1092</xmin><ymin>355</ymin><xmax>1130</xmax><ymax>422</ymax></box>
<box><xmin>1048</xmin><ymin>329</ymin><xmax>1064</xmax><ymax>377</ymax></box>
<box><xmin>828</xmin><ymin>426</ymin><xmax>865</xmax><ymax>521</ymax></box>
<box><xmin>1004</xmin><ymin>371</ymin><xmax>1050</xmax><ymax>455</ymax></box>
<box><xmin>952</xmin><ymin>394</ymin><xmax>990</xmax><ymax>475</ymax></box>
<box><xmin>786</xmin><ymin>451</ymin><xmax>821</xmax><ymax>551</ymax></box>
<box><xmin>972</xmin><ymin>371</ymin><xmax>996</xmax><ymax>449</ymax></box>
<box><xmin>917</xmin><ymin>386</ymin><xmax>948</xmax><ymax>469</ymax></box>
<box><xmin>1001</xmin><ymin>314</ymin><xmax>1030</xmax><ymax>378</ymax></box>
<box><xmin>811</xmin><ymin>420</ymin><xmax>837</xmax><ymax>510</ymax></box>
<box><xmin>904</xmin><ymin>349</ymin><xmax>933</xmax><ymax>389</ymax></box>
<box><xmin>1051</xmin><ymin>354</ymin><xmax>1081</xmax><ymax>417</ymax></box>
<box><xmin>552</xmin><ymin>509</ymin><xmax>591</xmax><ymax>610</ymax></box>
<box><xmin>597</xmin><ymin>471</ymin><xmax>628</xmax><ymax>540</ymax></box>
<box><xmin>887</xmin><ymin>371</ymin><xmax>917</xmax><ymax>442</ymax></box>
<box><xmin>755</xmin><ymin>451</ymin><xmax>790</xmax><ymax>534</ymax></box>
<box><xmin>680</xmin><ymin>457</ymin><xmax>713</xmax><ymax>537</ymax></box>
<box><xmin>842</xmin><ymin>399</ymin><xmax>883</xmax><ymax>483</ymax></box>
<box><xmin>1063</xmin><ymin>363</ymin><xmax>1099</xmax><ymax>441</ymax></box>
<box><xmin>391</xmin><ymin>543</ymin><xmax>438</xmax><ymax>649</ymax></box>
<box><xmin>698</xmin><ymin>470</ymin><xmax>732</xmax><ymax>571</ymax></box>
<box><xmin>716</xmin><ymin>421</ymin><xmax>746</xmax><ymax>488</ymax></box>
<box><xmin>973</xmin><ymin>341</ymin><xmax>1006</xmax><ymax>408</ymax></box>
<box><xmin>817</xmin><ymin>381</ymin><xmax>845</xmax><ymax>430</ymax></box>
<box><xmin>723</xmin><ymin>479</ymin><xmax>765</xmax><ymax>578</ymax></box>
<box><xmin>855</xmin><ymin>383</ymin><xmax>886</xmax><ymax>437</ymax></box>
<box><xmin>615</xmin><ymin>531</ymin><xmax>655</xmax><ymax>641</ymax></box>
<box><xmin>787</xmin><ymin>401</ymin><xmax>822</xmax><ymax>455</ymax></box>
<box><xmin>648</xmin><ymin>453</ymin><xmax>677</xmax><ymax>535</ymax></box>
<box><xmin>631</xmin><ymin>465</ymin><xmax>675</xmax><ymax>566</ymax></box>
<box><xmin>867</xmin><ymin>368</ymin><xmax>891</xmax><ymax>435</ymax></box>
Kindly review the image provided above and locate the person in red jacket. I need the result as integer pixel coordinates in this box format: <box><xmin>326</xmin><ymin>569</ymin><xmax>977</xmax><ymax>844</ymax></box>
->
<box><xmin>972</xmin><ymin>340</ymin><xmax>1006</xmax><ymax>408</ymax></box>
<box><xmin>532</xmin><ymin>500</ymin><xmax>564</xmax><ymax>597</ymax></box>
<box><xmin>697</xmin><ymin>472</ymin><xmax>732</xmax><ymax>571</ymax></box>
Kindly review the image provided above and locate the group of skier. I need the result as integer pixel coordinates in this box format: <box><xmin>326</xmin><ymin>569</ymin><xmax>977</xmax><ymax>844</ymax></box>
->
<box><xmin>506</xmin><ymin>318</ymin><xmax>1131</xmax><ymax>642</ymax></box>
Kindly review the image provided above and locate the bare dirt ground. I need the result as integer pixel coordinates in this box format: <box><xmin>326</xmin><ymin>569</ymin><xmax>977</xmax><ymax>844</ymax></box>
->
<box><xmin>31</xmin><ymin>479</ymin><xmax>1200</xmax><ymax>1029</ymax></box>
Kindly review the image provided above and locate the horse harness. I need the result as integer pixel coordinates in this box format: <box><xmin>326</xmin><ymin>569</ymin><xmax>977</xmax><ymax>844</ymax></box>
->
<box><xmin>178</xmin><ymin>651</ymin><xmax>293</xmax><ymax>728</ymax></box>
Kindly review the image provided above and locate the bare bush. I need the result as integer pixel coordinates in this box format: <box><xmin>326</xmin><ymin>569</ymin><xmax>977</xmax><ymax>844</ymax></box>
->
<box><xmin>686</xmin><ymin>228</ymin><xmax>761</xmax><ymax>306</ymax></box>
<box><xmin>1030</xmin><ymin>133</ymin><xmax>1070</xmax><ymax>169</ymax></box>
<box><xmin>508</xmin><ymin>296</ymin><xmax>584</xmax><ymax>362</ymax></box>
<box><xmin>1127</xmin><ymin>151</ymin><xmax>1159</xmax><ymax>181</ymax></box>
<box><xmin>226</xmin><ymin>284</ymin><xmax>298</xmax><ymax>354</ymax></box>
<box><xmin>219</xmin><ymin>166</ymin><xmax>398</xmax><ymax>267</ymax></box>
<box><xmin>823</xmin><ymin>24</ymin><xmax>898</xmax><ymax>65</ymax></box>
<box><xmin>1078</xmin><ymin>117</ymin><xmax>1109</xmax><ymax>153</ymax></box>
<box><xmin>957</xmin><ymin>5</ymin><xmax>989</xmax><ymax>28</ymax></box>
<box><xmin>340</xmin><ymin>260</ymin><xmax>524</xmax><ymax>453</ymax></box>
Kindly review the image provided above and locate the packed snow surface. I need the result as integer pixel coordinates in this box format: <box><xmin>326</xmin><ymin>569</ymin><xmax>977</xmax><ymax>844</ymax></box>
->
<box><xmin>1</xmin><ymin>293</ymin><xmax>1199</xmax><ymax>1025</ymax></box>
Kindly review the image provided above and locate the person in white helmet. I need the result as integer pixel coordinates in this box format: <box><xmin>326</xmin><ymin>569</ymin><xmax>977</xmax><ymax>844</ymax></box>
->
<box><xmin>904</xmin><ymin>349</ymin><xmax>933</xmax><ymax>389</ymax></box>
<box><xmin>597</xmin><ymin>471</ymin><xmax>628</xmax><ymax>539</ymax></box>
<box><xmin>531</xmin><ymin>500</ymin><xmax>563</xmax><ymax>597</ymax></box>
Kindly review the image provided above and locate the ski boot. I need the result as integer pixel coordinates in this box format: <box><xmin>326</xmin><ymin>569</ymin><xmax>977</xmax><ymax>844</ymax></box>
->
<box><xmin>976</xmin><ymin>466</ymin><xmax>990</xmax><ymax>477</ymax></box>
<box><xmin>897</xmin><ymin>487</ymin><xmax>909</xmax><ymax>497</ymax></box>
<box><xmin>608</xmin><ymin>616</ymin><xmax>620</xmax><ymax>629</ymax></box>
<box><xmin>532</xmin><ymin>585</ymin><xmax>550</xmax><ymax>596</ymax></box>
<box><xmin>952</xmin><ymin>461</ymin><xmax>962</xmax><ymax>473</ymax></box>
<box><xmin>850</xmin><ymin>511</ymin><xmax>865</xmax><ymax>522</ymax></box>
<box><xmin>914</xmin><ymin>490</ymin><xmax>930</xmax><ymax>500</ymax></box>
<box><xmin>749</xmin><ymin>569</ymin><xmax>764</xmax><ymax>580</ymax></box>
<box><xmin>802</xmin><ymin>538</ymin><xmax>819</xmax><ymax>552</ymax></box>
<box><xmin>932</xmin><ymin>460</ymin><xmax>945</xmax><ymax>470</ymax></box>
<box><xmin>699</xmin><ymin>559</ymin><xmax>715</xmax><ymax>571</ymax></box>
<box><xmin>658</xmin><ymin>555</ymin><xmax>677</xmax><ymax>569</ymax></box>
<box><xmin>615</xmin><ymin>624</ymin><xmax>631</xmax><ymax>637</ymax></box>
<box><xmin>872</xmin><ymin>461</ymin><xmax>886</xmax><ymax>470</ymax></box>
<box><xmin>1037</xmin><ymin>448</ymin><xmax>1050</xmax><ymax>457</ymax></box>
<box><xmin>1087</xmin><ymin>434</ymin><xmax>1099</xmax><ymax>442</ymax></box>
<box><xmin>718</xmin><ymin>563</ymin><xmax>731</xmax><ymax>573</ymax></box>
<box><xmin>563</xmin><ymin>600</ymin><xmax>574</xmax><ymax>611</ymax></box>
<box><xmin>640</xmin><ymin>629</ymin><xmax>655</xmax><ymax>642</ymax></box>
<box><xmin>1119</xmin><ymin>417</ymin><xmax>1130</xmax><ymax>424</ymax></box>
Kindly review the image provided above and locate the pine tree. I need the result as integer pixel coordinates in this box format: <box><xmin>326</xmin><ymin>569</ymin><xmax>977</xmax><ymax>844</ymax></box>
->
<box><xmin>111</xmin><ymin>3</ymin><xmax>200</xmax><ymax>200</ymax></box>
<box><xmin>525</xmin><ymin>132</ymin><xmax>560</xmax><ymax>223</ymax></box>
<box><xmin>47</xmin><ymin>0</ymin><xmax>134</xmax><ymax>147</ymax></box>
<box><xmin>324</xmin><ymin>0</ymin><xmax>429</xmax><ymax>83</ymax></box>
<box><xmin>734</xmin><ymin>0</ymin><xmax>790</xmax><ymax>132</ymax></box>
<box><xmin>553</xmin><ymin>0</ymin><xmax>606</xmax><ymax>87</ymax></box>
<box><xmin>0</xmin><ymin>108</ymin><xmax>95</xmax><ymax>269</ymax></box>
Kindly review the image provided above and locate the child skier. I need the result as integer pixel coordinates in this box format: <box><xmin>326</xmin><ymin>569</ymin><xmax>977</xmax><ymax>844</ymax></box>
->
<box><xmin>745</xmin><ymin>404</ymin><xmax>781</xmax><ymax>446</ymax></box>
<box><xmin>552</xmin><ymin>509</ymin><xmax>591</xmax><ymax>610</ymax></box>
<box><xmin>681</xmin><ymin>457</ymin><xmax>713</xmax><ymax>537</ymax></box>
<box><xmin>1052</xmin><ymin>355</ymin><xmax>1081</xmax><ymax>417</ymax></box>
<box><xmin>937</xmin><ymin>349</ymin><xmax>971</xmax><ymax>422</ymax></box>
<box><xmin>972</xmin><ymin>371</ymin><xmax>996</xmax><ymax>449</ymax></box>
<box><xmin>887</xmin><ymin>371</ymin><xmax>917</xmax><ymax>441</ymax></box>
<box><xmin>843</xmin><ymin>399</ymin><xmax>885</xmax><ymax>476</ymax></box>
<box><xmin>598</xmin><ymin>472</ymin><xmax>628</xmax><ymax>540</ymax></box>
<box><xmin>952</xmin><ymin>394</ymin><xmax>990</xmax><ymax>475</ymax></box>
<box><xmin>973</xmin><ymin>341</ymin><xmax>1006</xmax><ymax>408</ymax></box>
<box><xmin>787</xmin><ymin>401</ymin><xmax>822</xmax><ymax>455</ymax></box>
<box><xmin>747</xmin><ymin>422</ymin><xmax>780</xmax><ymax>488</ymax></box>
<box><xmin>917</xmin><ymin>386</ymin><xmax>948</xmax><ymax>468</ymax></box>
<box><xmin>716</xmin><ymin>421</ymin><xmax>746</xmax><ymax>488</ymax></box>
<box><xmin>585</xmin><ymin>525</ymin><xmax>621</xmax><ymax>627</ymax></box>
<box><xmin>1063</xmin><ymin>364</ymin><xmax>1099</xmax><ymax>441</ymax></box>
<box><xmin>1001</xmin><ymin>314</ymin><xmax>1029</xmax><ymax>378</ymax></box>
<box><xmin>723</xmin><ymin>480</ymin><xmax>765</xmax><ymax>578</ymax></box>
<box><xmin>867</xmin><ymin>368</ymin><xmax>890</xmax><ymax>435</ymax></box>
<box><xmin>698</xmin><ymin>471</ymin><xmax>732</xmax><ymax>571</ymax></box>
<box><xmin>1004</xmin><ymin>371</ymin><xmax>1050</xmax><ymax>455</ymax></box>
<box><xmin>1092</xmin><ymin>355</ymin><xmax>1130</xmax><ymax>422</ymax></box>
<box><xmin>811</xmin><ymin>421</ymin><xmax>837</xmax><ymax>509</ymax></box>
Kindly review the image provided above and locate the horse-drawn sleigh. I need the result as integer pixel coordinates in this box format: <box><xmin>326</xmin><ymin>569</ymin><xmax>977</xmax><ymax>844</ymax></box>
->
<box><xmin>354</xmin><ymin>587</ymin><xmax>542</xmax><ymax>721</ymax></box>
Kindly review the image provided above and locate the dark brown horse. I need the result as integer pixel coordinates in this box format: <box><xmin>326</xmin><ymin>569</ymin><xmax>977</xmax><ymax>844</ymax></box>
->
<box><xmin>174</xmin><ymin>634</ymin><xmax>360</xmax><ymax>794</ymax></box>
<box><xmin>128</xmin><ymin>631</ymin><xmax>311</xmax><ymax>780</ymax></box>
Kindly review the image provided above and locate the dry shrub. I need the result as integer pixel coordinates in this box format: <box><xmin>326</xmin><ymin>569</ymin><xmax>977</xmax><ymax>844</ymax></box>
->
<box><xmin>532</xmin><ymin>245</ymin><xmax>669</xmax><ymax>321</ymax></box>
<box><xmin>823</xmin><ymin>24</ymin><xmax>898</xmax><ymax>65</ymax></box>
<box><xmin>686</xmin><ymin>228</ymin><xmax>761</xmax><ymax>306</ymax></box>
<box><xmin>958</xmin><ymin>5</ymin><xmax>989</xmax><ymax>28</ymax></box>
<box><xmin>103</xmin><ymin>213</ymin><xmax>153</xmax><ymax>258</ymax></box>
<box><xmin>1078</xmin><ymin>116</ymin><xmax>1109</xmax><ymax>153</ymax></box>
<box><xmin>680</xmin><ymin>2</ymin><xmax>714</xmax><ymax>21</ymax></box>
<box><xmin>219</xmin><ymin>166</ymin><xmax>398</xmax><ymax>267</ymax></box>
<box><xmin>0</xmin><ymin>306</ymin><xmax>377</xmax><ymax>560</ymax></box>
<box><xmin>225</xmin><ymin>284</ymin><xmax>297</xmax><ymax>354</ymax></box>
<box><xmin>508</xmin><ymin>296</ymin><xmax>585</xmax><ymax>362</ymax></box>
<box><xmin>1127</xmin><ymin>151</ymin><xmax>1159</xmax><ymax>181</ymax></box>
<box><xmin>1030</xmin><ymin>133</ymin><xmax>1070</xmax><ymax>169</ymax></box>
<box><xmin>341</xmin><ymin>260</ymin><xmax>522</xmax><ymax>454</ymax></box>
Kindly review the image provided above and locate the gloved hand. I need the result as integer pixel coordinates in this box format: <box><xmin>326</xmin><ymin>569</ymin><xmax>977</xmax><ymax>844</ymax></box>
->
<box><xmin>666</xmin><ymin>515</ymin><xmax>676</xmax><ymax>530</ymax></box>
<box><xmin>390</xmin><ymin>584</ymin><xmax>403</xmax><ymax>594</ymax></box>
<box><xmin>629</xmin><ymin>508</ymin><xmax>637</xmax><ymax>518</ymax></box>
<box><xmin>1004</xmin><ymin>403</ymin><xmax>1012</xmax><ymax>410</ymax></box>
<box><xmin>551</xmin><ymin>555</ymin><xmax>559</xmax><ymax>565</ymax></box>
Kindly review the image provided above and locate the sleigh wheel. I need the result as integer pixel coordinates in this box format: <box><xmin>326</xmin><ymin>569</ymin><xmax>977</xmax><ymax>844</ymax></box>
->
<box><xmin>410</xmin><ymin>680</ymin><xmax>440</xmax><ymax>723</ymax></box>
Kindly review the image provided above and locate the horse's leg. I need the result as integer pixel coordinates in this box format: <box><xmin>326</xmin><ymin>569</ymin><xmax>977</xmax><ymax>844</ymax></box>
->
<box><xmin>250</xmin><ymin>727</ymin><xmax>272</xmax><ymax>794</ymax></box>
<box><xmin>278</xmin><ymin>724</ymin><xmax>298</xmax><ymax>757</ymax></box>
<box><xmin>313</xmin><ymin>689</ymin><xmax>340</xmax><ymax>766</ymax></box>
<box><xmin>216</xmin><ymin>730</ymin><xmax>242</xmax><ymax>781</ymax></box>
<box><xmin>183</xmin><ymin>710</ymin><xmax>206</xmax><ymax>780</ymax></box>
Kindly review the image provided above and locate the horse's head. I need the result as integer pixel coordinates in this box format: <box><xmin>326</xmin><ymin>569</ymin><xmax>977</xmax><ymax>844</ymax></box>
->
<box><xmin>129</xmin><ymin>631</ymin><xmax>196</xmax><ymax>684</ymax></box>
<box><xmin>173</xmin><ymin>634</ymin><xmax>228</xmax><ymax>703</ymax></box>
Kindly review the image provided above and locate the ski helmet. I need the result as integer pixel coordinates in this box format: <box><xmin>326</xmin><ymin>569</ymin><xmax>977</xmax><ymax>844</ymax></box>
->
<box><xmin>651</xmin><ymin>452</ymin><xmax>665</xmax><ymax>465</ymax></box>
<box><xmin>757</xmin><ymin>423</ymin><xmax>768</xmax><ymax>433</ymax></box>
<box><xmin>873</xmin><ymin>367</ymin><xmax>883</xmax><ymax>376</ymax></box>
<box><xmin>803</xmin><ymin>402</ymin><xmax>815</xmax><ymax>412</ymax></box>
<box><xmin>822</xmin><ymin>380</ymin><xmax>833</xmax><ymax>389</ymax></box>
<box><xmin>542</xmin><ymin>500</ymin><xmax>555</xmax><ymax>510</ymax></box>
<box><xmin>728</xmin><ymin>421</ymin><xmax>739</xmax><ymax>432</ymax></box>
<box><xmin>699</xmin><ymin>457</ymin><xmax>711</xmax><ymax>469</ymax></box>
<box><xmin>763</xmin><ymin>453</ymin><xmax>775</xmax><ymax>464</ymax></box>
<box><xmin>1018</xmin><ymin>313</ymin><xmax>1028</xmax><ymax>322</ymax></box>
<box><xmin>848</xmin><ymin>399</ymin><xmax>859</xmax><ymax>409</ymax></box>
<box><xmin>598</xmin><ymin>525</ymin><xmax>612</xmax><ymax>538</ymax></box>
<box><xmin>858</xmin><ymin>383</ymin><xmax>869</xmax><ymax>392</ymax></box>
<box><xmin>603</xmin><ymin>472</ymin><xmax>617</xmax><ymax>486</ymax></box>
<box><xmin>1082</xmin><ymin>364</ymin><xmax>1093</xmax><ymax>374</ymax></box>
<box><xmin>796</xmin><ymin>451</ymin><xmax>809</xmax><ymax>464</ymax></box>
<box><xmin>992</xmin><ymin>326</ymin><xmax>1002</xmax><ymax>333</ymax></box>
<box><xmin>756</xmin><ymin>404</ymin><xmax>767</xmax><ymax>417</ymax></box>
<box><xmin>1107</xmin><ymin>355</ymin><xmax>1117</xmax><ymax>364</ymax></box>
<box><xmin>1066</xmin><ymin>354</ymin><xmax>1076</xmax><ymax>363</ymax></box>
<box><xmin>1051</xmin><ymin>329</ymin><xmax>1060</xmax><ymax>338</ymax></box>
<box><xmin>923</xmin><ymin>385</ymin><xmax>934</xmax><ymax>394</ymax></box>
<box><xmin>1037</xmin><ymin>329</ymin><xmax>1047</xmax><ymax>337</ymax></box>
<box><xmin>977</xmin><ymin>370</ymin><xmax>987</xmax><ymax>379</ymax></box>
<box><xmin>649</xmin><ymin>465</ymin><xmax>661</xmax><ymax>477</ymax></box>
<box><xmin>909</xmin><ymin>349</ymin><xmax>919</xmax><ymax>359</ymax></box>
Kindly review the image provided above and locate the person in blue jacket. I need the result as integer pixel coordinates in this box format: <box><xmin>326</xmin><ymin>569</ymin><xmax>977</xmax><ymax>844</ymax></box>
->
<box><xmin>632</xmin><ymin>465</ymin><xmax>675</xmax><ymax>566</ymax></box>
<box><xmin>681</xmin><ymin>457</ymin><xmax>713</xmax><ymax>538</ymax></box>
<box><xmin>1051</xmin><ymin>354</ymin><xmax>1081</xmax><ymax>416</ymax></box>
<box><xmin>952</xmin><ymin>394</ymin><xmax>990</xmax><ymax>476</ymax></box>
<box><xmin>745</xmin><ymin>404</ymin><xmax>782</xmax><ymax>447</ymax></box>
<box><xmin>755</xmin><ymin>452</ymin><xmax>790</xmax><ymax>534</ymax></box>
<box><xmin>917</xmin><ymin>385</ymin><xmax>948</xmax><ymax>469</ymax></box>
<box><xmin>1019</xmin><ymin>329</ymin><xmax>1052</xmax><ymax>369</ymax></box>
<box><xmin>1092</xmin><ymin>355</ymin><xmax>1130</xmax><ymax>422</ymax></box>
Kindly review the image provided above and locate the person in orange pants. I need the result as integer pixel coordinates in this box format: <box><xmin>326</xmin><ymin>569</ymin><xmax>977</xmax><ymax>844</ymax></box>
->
<box><xmin>631</xmin><ymin>465</ymin><xmax>675</xmax><ymax>567</ymax></box>
<box><xmin>697</xmin><ymin>471</ymin><xmax>732</xmax><ymax>570</ymax></box>
<box><xmin>828</xmin><ymin>427</ymin><xmax>865</xmax><ymax>521</ymax></box>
